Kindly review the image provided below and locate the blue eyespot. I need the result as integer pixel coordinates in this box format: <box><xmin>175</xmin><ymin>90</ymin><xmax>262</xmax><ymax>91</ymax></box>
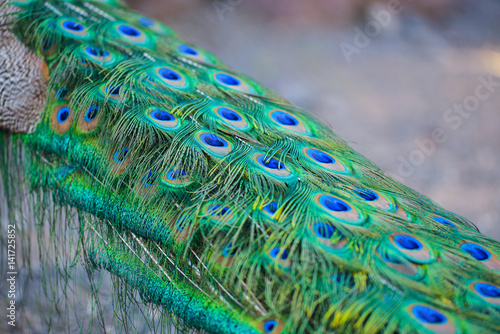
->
<box><xmin>84</xmin><ymin>106</ymin><xmax>99</xmax><ymax>122</ymax></box>
<box><xmin>219</xmin><ymin>107</ymin><xmax>242</xmax><ymax>121</ymax></box>
<box><xmin>139</xmin><ymin>17</ymin><xmax>155</xmax><ymax>28</ymax></box>
<box><xmin>151</xmin><ymin>110</ymin><xmax>174</xmax><ymax>121</ymax></box>
<box><xmin>56</xmin><ymin>87</ymin><xmax>68</xmax><ymax>99</ymax></box>
<box><xmin>412</xmin><ymin>305</ymin><xmax>447</xmax><ymax>324</ymax></box>
<box><xmin>264</xmin><ymin>202</ymin><xmax>277</xmax><ymax>215</ymax></box>
<box><xmin>209</xmin><ymin>204</ymin><xmax>230</xmax><ymax>217</ymax></box>
<box><xmin>272</xmin><ymin>110</ymin><xmax>299</xmax><ymax>126</ymax></box>
<box><xmin>263</xmin><ymin>320</ymin><xmax>278</xmax><ymax>333</ymax></box>
<box><xmin>118</xmin><ymin>24</ymin><xmax>141</xmax><ymax>37</ymax></box>
<box><xmin>476</xmin><ymin>283</ymin><xmax>500</xmax><ymax>298</ymax></box>
<box><xmin>394</xmin><ymin>235</ymin><xmax>423</xmax><ymax>251</ymax></box>
<box><xmin>222</xmin><ymin>243</ymin><xmax>236</xmax><ymax>257</ymax></box>
<box><xmin>257</xmin><ymin>156</ymin><xmax>285</xmax><ymax>170</ymax></box>
<box><xmin>158</xmin><ymin>68</ymin><xmax>181</xmax><ymax>81</ymax></box>
<box><xmin>461</xmin><ymin>243</ymin><xmax>491</xmax><ymax>261</ymax></box>
<box><xmin>270</xmin><ymin>247</ymin><xmax>289</xmax><ymax>260</ymax></box>
<box><xmin>319</xmin><ymin>196</ymin><xmax>351</xmax><ymax>212</ymax></box>
<box><xmin>57</xmin><ymin>107</ymin><xmax>70</xmax><ymax>123</ymax></box>
<box><xmin>313</xmin><ymin>223</ymin><xmax>335</xmax><ymax>239</ymax></box>
<box><xmin>105</xmin><ymin>86</ymin><xmax>120</xmax><ymax>95</ymax></box>
<box><xmin>432</xmin><ymin>216</ymin><xmax>456</xmax><ymax>228</ymax></box>
<box><xmin>166</xmin><ymin>170</ymin><xmax>186</xmax><ymax>181</ymax></box>
<box><xmin>142</xmin><ymin>170</ymin><xmax>157</xmax><ymax>187</ymax></box>
<box><xmin>200</xmin><ymin>133</ymin><xmax>228</xmax><ymax>147</ymax></box>
<box><xmin>377</xmin><ymin>247</ymin><xmax>402</xmax><ymax>264</ymax></box>
<box><xmin>216</xmin><ymin>73</ymin><xmax>241</xmax><ymax>86</ymax></box>
<box><xmin>85</xmin><ymin>46</ymin><xmax>110</xmax><ymax>58</ymax></box>
<box><xmin>383</xmin><ymin>253</ymin><xmax>402</xmax><ymax>264</ymax></box>
<box><xmin>331</xmin><ymin>274</ymin><xmax>343</xmax><ymax>283</ymax></box>
<box><xmin>178</xmin><ymin>44</ymin><xmax>199</xmax><ymax>56</ymax></box>
<box><xmin>113</xmin><ymin>148</ymin><xmax>129</xmax><ymax>163</ymax></box>
<box><xmin>42</xmin><ymin>39</ymin><xmax>54</xmax><ymax>53</ymax></box>
<box><xmin>62</xmin><ymin>20</ymin><xmax>84</xmax><ymax>32</ymax></box>
<box><xmin>354</xmin><ymin>187</ymin><xmax>379</xmax><ymax>201</ymax></box>
<box><xmin>308</xmin><ymin>149</ymin><xmax>335</xmax><ymax>164</ymax></box>
<box><xmin>176</xmin><ymin>217</ymin><xmax>188</xmax><ymax>231</ymax></box>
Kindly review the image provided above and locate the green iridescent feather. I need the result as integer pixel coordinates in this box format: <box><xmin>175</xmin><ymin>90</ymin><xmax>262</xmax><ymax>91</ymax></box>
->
<box><xmin>1</xmin><ymin>0</ymin><xmax>500</xmax><ymax>333</ymax></box>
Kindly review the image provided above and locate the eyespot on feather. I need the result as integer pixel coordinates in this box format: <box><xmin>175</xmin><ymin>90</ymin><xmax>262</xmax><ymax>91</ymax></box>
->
<box><xmin>302</xmin><ymin>147</ymin><xmax>349</xmax><ymax>174</ymax></box>
<box><xmin>55</xmin><ymin>87</ymin><xmax>70</xmax><ymax>100</ymax></box>
<box><xmin>135</xmin><ymin>170</ymin><xmax>158</xmax><ymax>197</ymax></box>
<box><xmin>252</xmin><ymin>154</ymin><xmax>292</xmax><ymax>179</ymax></box>
<box><xmin>176</xmin><ymin>43</ymin><xmax>214</xmax><ymax>64</ymax></box>
<box><xmin>353</xmin><ymin>187</ymin><xmax>396</xmax><ymax>212</ymax></box>
<box><xmin>213</xmin><ymin>71</ymin><xmax>255</xmax><ymax>94</ymax></box>
<box><xmin>469</xmin><ymin>281</ymin><xmax>500</xmax><ymax>305</ymax></box>
<box><xmin>178</xmin><ymin>44</ymin><xmax>199</xmax><ymax>56</ymax></box>
<box><xmin>108</xmin><ymin>148</ymin><xmax>130</xmax><ymax>175</ymax></box>
<box><xmin>267</xmin><ymin>247</ymin><xmax>292</xmax><ymax>268</ymax></box>
<box><xmin>196</xmin><ymin>132</ymin><xmax>233</xmax><ymax>157</ymax></box>
<box><xmin>431</xmin><ymin>216</ymin><xmax>458</xmax><ymax>229</ymax></box>
<box><xmin>204</xmin><ymin>203</ymin><xmax>236</xmax><ymax>226</ymax></box>
<box><xmin>258</xmin><ymin>318</ymin><xmax>285</xmax><ymax>334</ymax></box>
<box><xmin>154</xmin><ymin>66</ymin><xmax>190</xmax><ymax>90</ymax></box>
<box><xmin>314</xmin><ymin>194</ymin><xmax>364</xmax><ymax>225</ymax></box>
<box><xmin>161</xmin><ymin>169</ymin><xmax>192</xmax><ymax>187</ymax></box>
<box><xmin>51</xmin><ymin>104</ymin><xmax>74</xmax><ymax>135</ymax></box>
<box><xmin>81</xmin><ymin>45</ymin><xmax>117</xmax><ymax>65</ymax></box>
<box><xmin>78</xmin><ymin>105</ymin><xmax>102</xmax><ymax>132</ymax></box>
<box><xmin>269</xmin><ymin>109</ymin><xmax>309</xmax><ymax>135</ymax></box>
<box><xmin>137</xmin><ymin>16</ymin><xmax>175</xmax><ymax>36</ymax></box>
<box><xmin>58</xmin><ymin>18</ymin><xmax>90</xmax><ymax>39</ymax></box>
<box><xmin>114</xmin><ymin>23</ymin><xmax>149</xmax><ymax>45</ymax></box>
<box><xmin>100</xmin><ymin>85</ymin><xmax>124</xmax><ymax>102</ymax></box>
<box><xmin>146</xmin><ymin>108</ymin><xmax>180</xmax><ymax>130</ymax></box>
<box><xmin>40</xmin><ymin>39</ymin><xmax>58</xmax><ymax>58</ymax></box>
<box><xmin>216</xmin><ymin>243</ymin><xmax>237</xmax><ymax>267</ymax></box>
<box><xmin>171</xmin><ymin>217</ymin><xmax>196</xmax><ymax>242</ymax></box>
<box><xmin>376</xmin><ymin>247</ymin><xmax>424</xmax><ymax>279</ymax></box>
<box><xmin>141</xmin><ymin>170</ymin><xmax>157</xmax><ymax>188</ymax></box>
<box><xmin>262</xmin><ymin>201</ymin><xmax>278</xmax><ymax>218</ymax></box>
<box><xmin>389</xmin><ymin>233</ymin><xmax>435</xmax><ymax>264</ymax></box>
<box><xmin>406</xmin><ymin>304</ymin><xmax>458</xmax><ymax>334</ymax></box>
<box><xmin>310</xmin><ymin>222</ymin><xmax>347</xmax><ymax>250</ymax></box>
<box><xmin>41</xmin><ymin>61</ymin><xmax>50</xmax><ymax>82</ymax></box>
<box><xmin>394</xmin><ymin>204</ymin><xmax>410</xmax><ymax>220</ymax></box>
<box><xmin>213</xmin><ymin>106</ymin><xmax>251</xmax><ymax>131</ymax></box>
<box><xmin>138</xmin><ymin>17</ymin><xmax>155</xmax><ymax>28</ymax></box>
<box><xmin>458</xmin><ymin>241</ymin><xmax>500</xmax><ymax>271</ymax></box>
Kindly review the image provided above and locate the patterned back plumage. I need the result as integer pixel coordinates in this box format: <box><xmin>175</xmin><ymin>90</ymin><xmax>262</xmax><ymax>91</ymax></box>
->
<box><xmin>1</xmin><ymin>0</ymin><xmax>500</xmax><ymax>333</ymax></box>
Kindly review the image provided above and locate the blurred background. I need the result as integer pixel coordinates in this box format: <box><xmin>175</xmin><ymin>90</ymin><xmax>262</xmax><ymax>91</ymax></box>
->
<box><xmin>128</xmin><ymin>0</ymin><xmax>500</xmax><ymax>240</ymax></box>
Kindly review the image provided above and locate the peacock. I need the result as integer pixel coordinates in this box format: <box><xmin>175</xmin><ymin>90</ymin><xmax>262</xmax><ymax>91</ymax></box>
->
<box><xmin>1</xmin><ymin>0</ymin><xmax>500</xmax><ymax>333</ymax></box>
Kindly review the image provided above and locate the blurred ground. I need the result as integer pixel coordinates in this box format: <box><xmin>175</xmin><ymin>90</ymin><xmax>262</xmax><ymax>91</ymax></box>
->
<box><xmin>130</xmin><ymin>0</ymin><xmax>500</xmax><ymax>240</ymax></box>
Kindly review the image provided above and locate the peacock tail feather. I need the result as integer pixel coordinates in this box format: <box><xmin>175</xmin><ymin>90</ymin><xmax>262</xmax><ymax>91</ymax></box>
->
<box><xmin>1</xmin><ymin>0</ymin><xmax>500</xmax><ymax>333</ymax></box>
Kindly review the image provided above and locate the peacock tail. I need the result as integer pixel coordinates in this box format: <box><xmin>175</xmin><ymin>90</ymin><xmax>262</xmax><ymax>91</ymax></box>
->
<box><xmin>1</xmin><ymin>0</ymin><xmax>500</xmax><ymax>333</ymax></box>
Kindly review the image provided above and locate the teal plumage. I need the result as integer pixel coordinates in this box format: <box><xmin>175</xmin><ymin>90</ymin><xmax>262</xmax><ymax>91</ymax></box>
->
<box><xmin>1</xmin><ymin>1</ymin><xmax>500</xmax><ymax>333</ymax></box>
